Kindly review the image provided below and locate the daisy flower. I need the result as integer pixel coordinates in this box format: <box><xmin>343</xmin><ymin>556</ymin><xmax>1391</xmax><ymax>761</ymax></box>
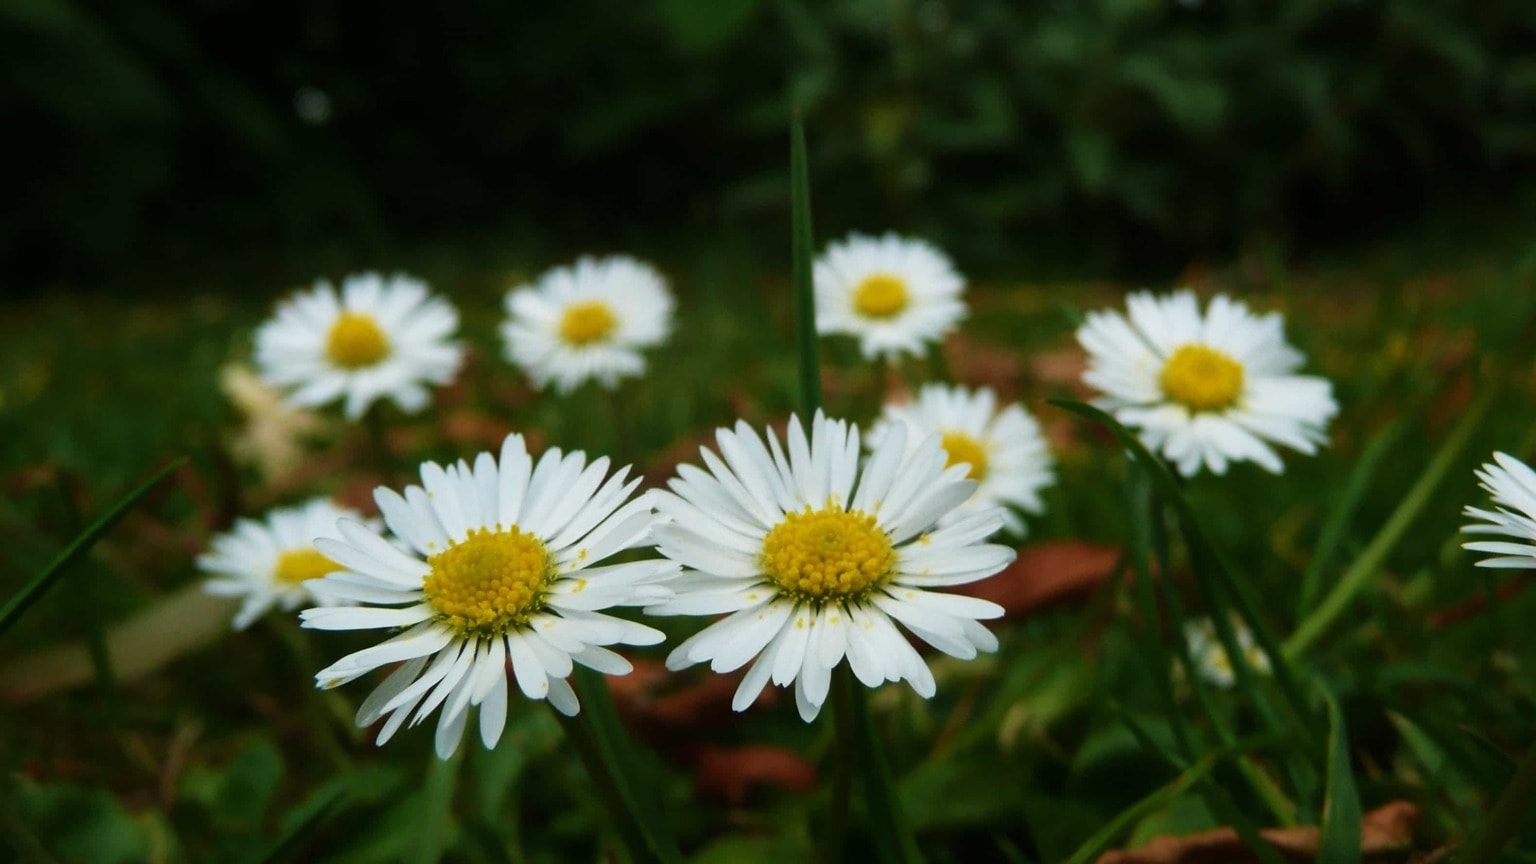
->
<box><xmin>1077</xmin><ymin>289</ymin><xmax>1337</xmax><ymax>476</ymax></box>
<box><xmin>300</xmin><ymin>434</ymin><xmax>676</xmax><ymax>759</ymax></box>
<box><xmin>868</xmin><ymin>384</ymin><xmax>1054</xmax><ymax>536</ymax></box>
<box><xmin>501</xmin><ymin>255</ymin><xmax>674</xmax><ymax>393</ymax></box>
<box><xmin>254</xmin><ymin>272</ymin><xmax>463</xmax><ymax>420</ymax></box>
<box><xmin>647</xmin><ymin>411</ymin><xmax>1016</xmax><ymax>722</ymax></box>
<box><xmin>814</xmin><ymin>233</ymin><xmax>966</xmax><ymax>360</ymax></box>
<box><xmin>1183</xmin><ymin>618</ymin><xmax>1271</xmax><ymax>689</ymax></box>
<box><xmin>199</xmin><ymin>498</ymin><xmax>363</xmax><ymax>630</ymax></box>
<box><xmin>1462</xmin><ymin>452</ymin><xmax>1536</xmax><ymax>571</ymax></box>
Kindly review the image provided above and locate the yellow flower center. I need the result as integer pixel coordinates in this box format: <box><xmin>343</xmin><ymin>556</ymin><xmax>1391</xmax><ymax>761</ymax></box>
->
<box><xmin>558</xmin><ymin>301</ymin><xmax>619</xmax><ymax>346</ymax></box>
<box><xmin>422</xmin><ymin>527</ymin><xmax>554</xmax><ymax>636</ymax></box>
<box><xmin>760</xmin><ymin>506</ymin><xmax>896</xmax><ymax>602</ymax></box>
<box><xmin>940</xmin><ymin>431</ymin><xmax>990</xmax><ymax>481</ymax></box>
<box><xmin>273</xmin><ymin>548</ymin><xmax>339</xmax><ymax>586</ymax></box>
<box><xmin>326</xmin><ymin>312</ymin><xmax>391</xmax><ymax>369</ymax></box>
<box><xmin>1159</xmin><ymin>344</ymin><xmax>1245</xmax><ymax>412</ymax></box>
<box><xmin>852</xmin><ymin>273</ymin><xmax>910</xmax><ymax>319</ymax></box>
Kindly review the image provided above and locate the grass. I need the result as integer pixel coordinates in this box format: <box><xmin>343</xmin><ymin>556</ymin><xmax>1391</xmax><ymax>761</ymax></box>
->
<box><xmin>3</xmin><ymin>209</ymin><xmax>1536</xmax><ymax>862</ymax></box>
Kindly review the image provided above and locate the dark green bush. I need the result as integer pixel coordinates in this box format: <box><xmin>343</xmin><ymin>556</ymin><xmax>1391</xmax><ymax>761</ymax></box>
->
<box><xmin>5</xmin><ymin>0</ymin><xmax>1536</xmax><ymax>286</ymax></box>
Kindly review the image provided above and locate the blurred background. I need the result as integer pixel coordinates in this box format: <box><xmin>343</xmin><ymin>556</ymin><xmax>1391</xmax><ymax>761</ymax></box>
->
<box><xmin>8</xmin><ymin>0</ymin><xmax>1536</xmax><ymax>293</ymax></box>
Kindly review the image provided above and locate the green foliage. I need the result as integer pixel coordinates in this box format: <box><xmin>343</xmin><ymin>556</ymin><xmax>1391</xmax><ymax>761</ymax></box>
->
<box><xmin>9</xmin><ymin>0</ymin><xmax>1536</xmax><ymax>283</ymax></box>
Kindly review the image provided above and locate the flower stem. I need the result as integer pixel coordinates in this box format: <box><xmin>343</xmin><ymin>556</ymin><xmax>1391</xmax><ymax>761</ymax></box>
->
<box><xmin>823</xmin><ymin>667</ymin><xmax>856</xmax><ymax>864</ymax></box>
<box><xmin>848</xmin><ymin>683</ymin><xmax>925</xmax><ymax>864</ymax></box>
<box><xmin>1455</xmin><ymin>738</ymin><xmax>1536</xmax><ymax>864</ymax></box>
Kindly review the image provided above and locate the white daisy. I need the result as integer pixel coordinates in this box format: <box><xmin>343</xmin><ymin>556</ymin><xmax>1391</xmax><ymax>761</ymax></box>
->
<box><xmin>647</xmin><ymin>411</ymin><xmax>1016</xmax><ymax>722</ymax></box>
<box><xmin>1462</xmin><ymin>452</ymin><xmax>1536</xmax><ymax>570</ymax></box>
<box><xmin>1183</xmin><ymin>618</ymin><xmax>1271</xmax><ymax>689</ymax></box>
<box><xmin>501</xmin><ymin>255</ymin><xmax>674</xmax><ymax>393</ymax></box>
<box><xmin>199</xmin><ymin>497</ymin><xmax>363</xmax><ymax>630</ymax></box>
<box><xmin>299</xmin><ymin>434</ymin><xmax>676</xmax><ymax>759</ymax></box>
<box><xmin>254</xmin><ymin>272</ymin><xmax>464</xmax><ymax>420</ymax></box>
<box><xmin>814</xmin><ymin>233</ymin><xmax>966</xmax><ymax>360</ymax></box>
<box><xmin>868</xmin><ymin>384</ymin><xmax>1054</xmax><ymax>536</ymax></box>
<box><xmin>1076</xmin><ymin>289</ymin><xmax>1337</xmax><ymax>476</ymax></box>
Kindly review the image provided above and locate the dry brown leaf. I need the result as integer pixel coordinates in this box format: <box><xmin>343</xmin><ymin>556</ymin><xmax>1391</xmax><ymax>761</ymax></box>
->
<box><xmin>694</xmin><ymin>744</ymin><xmax>817</xmax><ymax>805</ymax></box>
<box><xmin>1096</xmin><ymin>801</ymin><xmax>1420</xmax><ymax>864</ymax></box>
<box><xmin>955</xmin><ymin>541</ymin><xmax>1122</xmax><ymax>619</ymax></box>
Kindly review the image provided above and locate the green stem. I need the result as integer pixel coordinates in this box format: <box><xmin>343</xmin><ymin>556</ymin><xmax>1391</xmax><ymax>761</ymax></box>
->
<box><xmin>849</xmin><ymin>684</ymin><xmax>925</xmax><ymax>864</ymax></box>
<box><xmin>1456</xmin><ymin>738</ymin><xmax>1536</xmax><ymax>864</ymax></box>
<box><xmin>605</xmin><ymin>386</ymin><xmax>638</xmax><ymax>468</ymax></box>
<box><xmin>551</xmin><ymin>705</ymin><xmax>670</xmax><ymax>864</ymax></box>
<box><xmin>1285</xmin><ymin>392</ymin><xmax>1492</xmax><ymax>662</ymax></box>
<box><xmin>824</xmin><ymin>667</ymin><xmax>856</xmax><ymax>864</ymax></box>
<box><xmin>409</xmin><ymin>749</ymin><xmax>462</xmax><ymax>864</ymax></box>
<box><xmin>790</xmin><ymin>111</ymin><xmax>822</xmax><ymax>421</ymax></box>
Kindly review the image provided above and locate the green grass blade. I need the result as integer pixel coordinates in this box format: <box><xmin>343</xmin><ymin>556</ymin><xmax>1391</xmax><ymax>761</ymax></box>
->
<box><xmin>790</xmin><ymin>109</ymin><xmax>822</xmax><ymax>421</ymax></box>
<box><xmin>1049</xmin><ymin>400</ymin><xmax>1318</xmax><ymax>752</ymax></box>
<box><xmin>1121</xmin><ymin>466</ymin><xmax>1194</xmax><ymax>761</ymax></box>
<box><xmin>409</xmin><ymin>750</ymin><xmax>462</xmax><ymax>864</ymax></box>
<box><xmin>1298</xmin><ymin>421</ymin><xmax>1404</xmax><ymax>615</ymax></box>
<box><xmin>1062</xmin><ymin>753</ymin><xmax>1219</xmax><ymax>864</ymax></box>
<box><xmin>1286</xmin><ymin>391</ymin><xmax>1492</xmax><ymax>662</ymax></box>
<box><xmin>851</xmin><ymin>685</ymin><xmax>925</xmax><ymax>864</ymax></box>
<box><xmin>258</xmin><ymin>784</ymin><xmax>347</xmax><ymax>863</ymax></box>
<box><xmin>1318</xmin><ymin>687</ymin><xmax>1362</xmax><ymax>864</ymax></box>
<box><xmin>1456</xmin><ymin>739</ymin><xmax>1536</xmax><ymax>864</ymax></box>
<box><xmin>0</xmin><ymin>458</ymin><xmax>184</xmax><ymax>637</ymax></box>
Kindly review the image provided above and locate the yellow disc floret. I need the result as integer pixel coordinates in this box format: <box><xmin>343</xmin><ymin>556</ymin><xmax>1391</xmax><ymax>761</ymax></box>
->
<box><xmin>274</xmin><ymin>548</ymin><xmax>339</xmax><ymax>586</ymax></box>
<box><xmin>558</xmin><ymin>301</ymin><xmax>619</xmax><ymax>346</ymax></box>
<box><xmin>1159</xmin><ymin>344</ymin><xmax>1245</xmax><ymax>413</ymax></box>
<box><xmin>940</xmin><ymin>431</ymin><xmax>990</xmax><ymax>481</ymax></box>
<box><xmin>852</xmin><ymin>273</ymin><xmax>910</xmax><ymax>319</ymax></box>
<box><xmin>326</xmin><ymin>312</ymin><xmax>391</xmax><ymax>369</ymax></box>
<box><xmin>760</xmin><ymin>506</ymin><xmax>896</xmax><ymax>602</ymax></box>
<box><xmin>422</xmin><ymin>527</ymin><xmax>554</xmax><ymax>636</ymax></box>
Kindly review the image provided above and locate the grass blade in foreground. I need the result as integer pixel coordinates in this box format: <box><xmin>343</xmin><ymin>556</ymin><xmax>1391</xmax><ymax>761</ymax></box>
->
<box><xmin>1318</xmin><ymin>688</ymin><xmax>1362</xmax><ymax>864</ymax></box>
<box><xmin>1455</xmin><ymin>739</ymin><xmax>1536</xmax><ymax>864</ymax></box>
<box><xmin>789</xmin><ymin>112</ymin><xmax>921</xmax><ymax>863</ymax></box>
<box><xmin>1298</xmin><ymin>421</ymin><xmax>1403</xmax><ymax>615</ymax></box>
<box><xmin>0</xmin><ymin>458</ymin><xmax>185</xmax><ymax>636</ymax></box>
<box><xmin>1063</xmin><ymin>754</ymin><xmax>1219</xmax><ymax>864</ymax></box>
<box><xmin>1286</xmin><ymin>392</ymin><xmax>1492</xmax><ymax>661</ymax></box>
<box><xmin>1049</xmin><ymin>400</ymin><xmax>1317</xmax><ymax>750</ymax></box>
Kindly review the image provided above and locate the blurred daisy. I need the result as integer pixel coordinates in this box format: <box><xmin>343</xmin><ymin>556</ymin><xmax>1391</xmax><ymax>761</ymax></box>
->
<box><xmin>219</xmin><ymin>363</ymin><xmax>326</xmax><ymax>483</ymax></box>
<box><xmin>1462</xmin><ymin>452</ymin><xmax>1536</xmax><ymax>570</ymax></box>
<box><xmin>869</xmin><ymin>384</ymin><xmax>1054</xmax><ymax>536</ymax></box>
<box><xmin>300</xmin><ymin>435</ymin><xmax>676</xmax><ymax>758</ymax></box>
<box><xmin>199</xmin><ymin>498</ymin><xmax>362</xmax><ymax>630</ymax></box>
<box><xmin>1183</xmin><ymin>618</ymin><xmax>1270</xmax><ymax>689</ymax></box>
<box><xmin>501</xmin><ymin>255</ymin><xmax>674</xmax><ymax>393</ymax></box>
<box><xmin>815</xmin><ymin>233</ymin><xmax>966</xmax><ymax>361</ymax></box>
<box><xmin>254</xmin><ymin>272</ymin><xmax>464</xmax><ymax>420</ymax></box>
<box><xmin>648</xmin><ymin>412</ymin><xmax>1015</xmax><ymax>721</ymax></box>
<box><xmin>1077</xmin><ymin>290</ymin><xmax>1336</xmax><ymax>476</ymax></box>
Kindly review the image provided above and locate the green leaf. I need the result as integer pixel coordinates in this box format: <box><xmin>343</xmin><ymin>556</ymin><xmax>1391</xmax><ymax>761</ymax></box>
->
<box><xmin>259</xmin><ymin>782</ymin><xmax>347</xmax><ymax>863</ymax></box>
<box><xmin>182</xmin><ymin>738</ymin><xmax>284</xmax><ymax>830</ymax></box>
<box><xmin>0</xmin><ymin>457</ymin><xmax>183</xmax><ymax>636</ymax></box>
<box><xmin>656</xmin><ymin>0</ymin><xmax>758</xmax><ymax>53</ymax></box>
<box><xmin>8</xmin><ymin>777</ymin><xmax>148</xmax><ymax>864</ymax></box>
<box><xmin>408</xmin><ymin>749</ymin><xmax>461</xmax><ymax>864</ymax></box>
<box><xmin>1318</xmin><ymin>688</ymin><xmax>1362</xmax><ymax>864</ymax></box>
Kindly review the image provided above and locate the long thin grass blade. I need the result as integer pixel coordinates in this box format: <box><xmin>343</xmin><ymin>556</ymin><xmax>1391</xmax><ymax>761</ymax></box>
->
<box><xmin>790</xmin><ymin>109</ymin><xmax>822</xmax><ymax>422</ymax></box>
<box><xmin>0</xmin><ymin>458</ymin><xmax>185</xmax><ymax>636</ymax></box>
<box><xmin>1318</xmin><ymin>687</ymin><xmax>1363</xmax><ymax>864</ymax></box>
<box><xmin>1298</xmin><ymin>421</ymin><xmax>1404</xmax><ymax>615</ymax></box>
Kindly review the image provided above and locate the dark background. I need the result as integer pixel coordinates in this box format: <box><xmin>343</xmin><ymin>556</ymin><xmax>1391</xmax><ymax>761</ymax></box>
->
<box><xmin>5</xmin><ymin>0</ymin><xmax>1536</xmax><ymax>292</ymax></box>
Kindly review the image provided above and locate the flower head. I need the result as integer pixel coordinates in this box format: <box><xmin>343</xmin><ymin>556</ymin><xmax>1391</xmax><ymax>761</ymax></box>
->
<box><xmin>254</xmin><ymin>273</ymin><xmax>464</xmax><ymax>420</ymax></box>
<box><xmin>648</xmin><ymin>412</ymin><xmax>1015</xmax><ymax>721</ymax></box>
<box><xmin>1183</xmin><ymin>617</ymin><xmax>1271</xmax><ymax>689</ymax></box>
<box><xmin>501</xmin><ymin>255</ymin><xmax>674</xmax><ymax>393</ymax></box>
<box><xmin>1077</xmin><ymin>290</ymin><xmax>1336</xmax><ymax>476</ymax></box>
<box><xmin>869</xmin><ymin>384</ymin><xmax>1054</xmax><ymax>536</ymax></box>
<box><xmin>1462</xmin><ymin>452</ymin><xmax>1536</xmax><ymax>571</ymax></box>
<box><xmin>199</xmin><ymin>498</ymin><xmax>362</xmax><ymax>630</ymax></box>
<box><xmin>815</xmin><ymin>233</ymin><xmax>966</xmax><ymax>360</ymax></box>
<box><xmin>300</xmin><ymin>435</ymin><xmax>676</xmax><ymax>758</ymax></box>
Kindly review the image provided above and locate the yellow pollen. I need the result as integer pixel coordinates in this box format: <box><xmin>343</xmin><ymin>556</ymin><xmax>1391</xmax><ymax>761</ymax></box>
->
<box><xmin>558</xmin><ymin>301</ymin><xmax>619</xmax><ymax>346</ymax></box>
<box><xmin>1159</xmin><ymin>343</ymin><xmax>1245</xmax><ymax>412</ymax></box>
<box><xmin>422</xmin><ymin>527</ymin><xmax>554</xmax><ymax>636</ymax></box>
<box><xmin>852</xmin><ymin>273</ymin><xmax>910</xmax><ymax>319</ymax></box>
<box><xmin>940</xmin><ymin>431</ymin><xmax>990</xmax><ymax>481</ymax></box>
<box><xmin>325</xmin><ymin>312</ymin><xmax>391</xmax><ymax>369</ymax></box>
<box><xmin>760</xmin><ymin>506</ymin><xmax>896</xmax><ymax>602</ymax></box>
<box><xmin>273</xmin><ymin>548</ymin><xmax>339</xmax><ymax>586</ymax></box>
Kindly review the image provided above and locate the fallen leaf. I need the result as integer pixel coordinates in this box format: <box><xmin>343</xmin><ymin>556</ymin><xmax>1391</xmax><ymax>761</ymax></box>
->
<box><xmin>694</xmin><ymin>745</ymin><xmax>817</xmax><ymax>805</ymax></box>
<box><xmin>955</xmin><ymin>541</ymin><xmax>1122</xmax><ymax>619</ymax></box>
<box><xmin>1096</xmin><ymin>801</ymin><xmax>1419</xmax><ymax>863</ymax></box>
